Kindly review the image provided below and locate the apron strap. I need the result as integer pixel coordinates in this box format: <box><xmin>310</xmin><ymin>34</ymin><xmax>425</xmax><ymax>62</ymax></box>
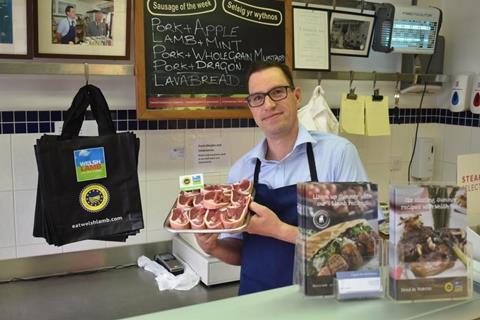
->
<box><xmin>306</xmin><ymin>142</ymin><xmax>319</xmax><ymax>182</ymax></box>
<box><xmin>254</xmin><ymin>158</ymin><xmax>261</xmax><ymax>185</ymax></box>
<box><xmin>253</xmin><ymin>142</ymin><xmax>318</xmax><ymax>184</ymax></box>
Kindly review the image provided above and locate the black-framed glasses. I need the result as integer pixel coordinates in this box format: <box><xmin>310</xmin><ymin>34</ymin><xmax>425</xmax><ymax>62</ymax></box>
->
<box><xmin>246</xmin><ymin>86</ymin><xmax>293</xmax><ymax>108</ymax></box>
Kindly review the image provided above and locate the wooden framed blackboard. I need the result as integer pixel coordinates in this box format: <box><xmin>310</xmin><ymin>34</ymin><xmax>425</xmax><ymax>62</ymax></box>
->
<box><xmin>135</xmin><ymin>0</ymin><xmax>292</xmax><ymax>119</ymax></box>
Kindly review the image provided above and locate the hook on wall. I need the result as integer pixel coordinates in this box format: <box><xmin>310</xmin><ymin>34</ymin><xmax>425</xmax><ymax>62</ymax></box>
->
<box><xmin>84</xmin><ymin>63</ymin><xmax>89</xmax><ymax>85</ymax></box>
<box><xmin>360</xmin><ymin>0</ymin><xmax>365</xmax><ymax>14</ymax></box>
<box><xmin>332</xmin><ymin>0</ymin><xmax>337</xmax><ymax>11</ymax></box>
<box><xmin>372</xmin><ymin>71</ymin><xmax>384</xmax><ymax>101</ymax></box>
<box><xmin>395</xmin><ymin>72</ymin><xmax>401</xmax><ymax>90</ymax></box>
<box><xmin>347</xmin><ymin>71</ymin><xmax>357</xmax><ymax>100</ymax></box>
<box><xmin>394</xmin><ymin>72</ymin><xmax>401</xmax><ymax>106</ymax></box>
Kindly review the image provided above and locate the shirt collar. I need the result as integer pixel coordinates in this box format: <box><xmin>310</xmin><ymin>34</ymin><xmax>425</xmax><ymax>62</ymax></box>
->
<box><xmin>248</xmin><ymin>123</ymin><xmax>317</xmax><ymax>162</ymax></box>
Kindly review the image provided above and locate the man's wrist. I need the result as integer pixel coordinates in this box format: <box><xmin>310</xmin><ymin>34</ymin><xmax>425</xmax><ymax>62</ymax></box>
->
<box><xmin>276</xmin><ymin>222</ymin><xmax>299</xmax><ymax>244</ymax></box>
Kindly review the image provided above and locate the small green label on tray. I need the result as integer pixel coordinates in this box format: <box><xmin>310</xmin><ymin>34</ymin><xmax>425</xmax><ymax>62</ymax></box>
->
<box><xmin>74</xmin><ymin>147</ymin><xmax>107</xmax><ymax>182</ymax></box>
<box><xmin>179</xmin><ymin>173</ymin><xmax>204</xmax><ymax>191</ymax></box>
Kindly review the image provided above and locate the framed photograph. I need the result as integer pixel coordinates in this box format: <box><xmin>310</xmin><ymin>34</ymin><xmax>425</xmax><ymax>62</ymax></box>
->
<box><xmin>330</xmin><ymin>11</ymin><xmax>375</xmax><ymax>57</ymax></box>
<box><xmin>292</xmin><ymin>7</ymin><xmax>330</xmax><ymax>71</ymax></box>
<box><xmin>34</xmin><ymin>0</ymin><xmax>130</xmax><ymax>59</ymax></box>
<box><xmin>0</xmin><ymin>0</ymin><xmax>33</xmax><ymax>59</ymax></box>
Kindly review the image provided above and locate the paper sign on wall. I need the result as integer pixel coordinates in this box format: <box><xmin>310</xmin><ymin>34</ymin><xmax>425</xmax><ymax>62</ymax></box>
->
<box><xmin>457</xmin><ymin>153</ymin><xmax>480</xmax><ymax>228</ymax></box>
<box><xmin>193</xmin><ymin>137</ymin><xmax>228</xmax><ymax>170</ymax></box>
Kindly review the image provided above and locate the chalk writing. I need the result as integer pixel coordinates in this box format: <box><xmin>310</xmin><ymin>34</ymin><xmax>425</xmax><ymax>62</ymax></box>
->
<box><xmin>143</xmin><ymin>0</ymin><xmax>286</xmax><ymax>108</ymax></box>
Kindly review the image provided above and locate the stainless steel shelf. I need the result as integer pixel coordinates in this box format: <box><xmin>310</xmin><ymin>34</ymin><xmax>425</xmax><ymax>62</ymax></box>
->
<box><xmin>0</xmin><ymin>61</ymin><xmax>134</xmax><ymax>76</ymax></box>
<box><xmin>293</xmin><ymin>0</ymin><xmax>378</xmax><ymax>12</ymax></box>
<box><xmin>0</xmin><ymin>62</ymin><xmax>448</xmax><ymax>84</ymax></box>
<box><xmin>294</xmin><ymin>70</ymin><xmax>449</xmax><ymax>83</ymax></box>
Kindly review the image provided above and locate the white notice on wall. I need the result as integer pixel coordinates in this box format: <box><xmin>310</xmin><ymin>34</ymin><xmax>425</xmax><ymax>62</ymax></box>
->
<box><xmin>193</xmin><ymin>137</ymin><xmax>228</xmax><ymax>169</ymax></box>
<box><xmin>293</xmin><ymin>7</ymin><xmax>330</xmax><ymax>70</ymax></box>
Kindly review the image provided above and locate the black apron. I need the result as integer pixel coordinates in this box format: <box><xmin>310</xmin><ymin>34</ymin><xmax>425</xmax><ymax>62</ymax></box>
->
<box><xmin>239</xmin><ymin>142</ymin><xmax>318</xmax><ymax>295</ymax></box>
<box><xmin>61</xmin><ymin>20</ymin><xmax>75</xmax><ymax>44</ymax></box>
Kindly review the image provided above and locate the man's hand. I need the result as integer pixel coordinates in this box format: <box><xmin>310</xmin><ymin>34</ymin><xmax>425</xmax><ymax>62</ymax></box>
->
<box><xmin>247</xmin><ymin>202</ymin><xmax>282</xmax><ymax>238</ymax></box>
<box><xmin>194</xmin><ymin>233</ymin><xmax>219</xmax><ymax>255</ymax></box>
<box><xmin>194</xmin><ymin>233</ymin><xmax>242</xmax><ymax>265</ymax></box>
<box><xmin>248</xmin><ymin>202</ymin><xmax>299</xmax><ymax>244</ymax></box>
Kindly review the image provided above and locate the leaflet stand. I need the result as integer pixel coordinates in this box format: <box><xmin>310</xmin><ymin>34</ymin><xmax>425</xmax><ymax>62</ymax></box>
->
<box><xmin>387</xmin><ymin>184</ymin><xmax>474</xmax><ymax>303</ymax></box>
<box><xmin>295</xmin><ymin>182</ymin><xmax>382</xmax><ymax>298</ymax></box>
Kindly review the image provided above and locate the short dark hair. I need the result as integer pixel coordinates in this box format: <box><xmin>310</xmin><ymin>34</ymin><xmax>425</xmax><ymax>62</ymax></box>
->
<box><xmin>246</xmin><ymin>61</ymin><xmax>295</xmax><ymax>90</ymax></box>
<box><xmin>65</xmin><ymin>5</ymin><xmax>74</xmax><ymax>14</ymax></box>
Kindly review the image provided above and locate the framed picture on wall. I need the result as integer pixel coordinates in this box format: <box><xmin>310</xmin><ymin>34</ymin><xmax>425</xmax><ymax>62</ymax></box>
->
<box><xmin>34</xmin><ymin>0</ymin><xmax>130</xmax><ymax>59</ymax></box>
<box><xmin>0</xmin><ymin>0</ymin><xmax>33</xmax><ymax>59</ymax></box>
<box><xmin>292</xmin><ymin>6</ymin><xmax>330</xmax><ymax>71</ymax></box>
<box><xmin>330</xmin><ymin>11</ymin><xmax>375</xmax><ymax>57</ymax></box>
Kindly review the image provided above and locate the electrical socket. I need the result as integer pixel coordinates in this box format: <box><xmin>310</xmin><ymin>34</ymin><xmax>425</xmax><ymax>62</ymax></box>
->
<box><xmin>391</xmin><ymin>156</ymin><xmax>402</xmax><ymax>171</ymax></box>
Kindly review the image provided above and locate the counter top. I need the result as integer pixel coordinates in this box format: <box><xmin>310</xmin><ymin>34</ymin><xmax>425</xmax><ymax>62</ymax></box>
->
<box><xmin>0</xmin><ymin>266</ymin><xmax>239</xmax><ymax>320</ymax></box>
<box><xmin>123</xmin><ymin>285</ymin><xmax>480</xmax><ymax>320</ymax></box>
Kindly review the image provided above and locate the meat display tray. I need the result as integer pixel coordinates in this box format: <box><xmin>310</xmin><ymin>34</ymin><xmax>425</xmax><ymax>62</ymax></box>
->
<box><xmin>164</xmin><ymin>185</ymin><xmax>255</xmax><ymax>234</ymax></box>
<box><xmin>163</xmin><ymin>209</ymin><xmax>251</xmax><ymax>234</ymax></box>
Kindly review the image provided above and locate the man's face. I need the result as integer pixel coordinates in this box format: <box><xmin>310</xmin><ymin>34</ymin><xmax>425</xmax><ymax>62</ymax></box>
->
<box><xmin>248</xmin><ymin>67</ymin><xmax>301</xmax><ymax>139</ymax></box>
<box><xmin>67</xmin><ymin>8</ymin><xmax>76</xmax><ymax>19</ymax></box>
<box><xmin>95</xmin><ymin>12</ymin><xmax>103</xmax><ymax>22</ymax></box>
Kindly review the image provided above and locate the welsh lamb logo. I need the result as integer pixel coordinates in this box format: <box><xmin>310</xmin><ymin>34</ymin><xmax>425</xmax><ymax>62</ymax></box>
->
<box><xmin>74</xmin><ymin>147</ymin><xmax>107</xmax><ymax>182</ymax></box>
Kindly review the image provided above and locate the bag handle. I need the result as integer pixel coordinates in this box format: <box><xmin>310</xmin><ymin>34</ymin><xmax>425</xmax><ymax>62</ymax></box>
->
<box><xmin>60</xmin><ymin>85</ymin><xmax>116</xmax><ymax>139</ymax></box>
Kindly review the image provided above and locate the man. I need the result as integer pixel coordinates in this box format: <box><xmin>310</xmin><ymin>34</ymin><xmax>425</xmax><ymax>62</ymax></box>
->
<box><xmin>195</xmin><ymin>62</ymin><xmax>368</xmax><ymax>295</ymax></box>
<box><xmin>56</xmin><ymin>5</ymin><xmax>77</xmax><ymax>44</ymax></box>
<box><xmin>86</xmin><ymin>10</ymin><xmax>107</xmax><ymax>37</ymax></box>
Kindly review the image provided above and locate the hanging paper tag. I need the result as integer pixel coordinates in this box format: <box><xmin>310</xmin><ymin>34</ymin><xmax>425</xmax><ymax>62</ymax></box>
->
<box><xmin>335</xmin><ymin>269</ymin><xmax>383</xmax><ymax>300</ymax></box>
<box><xmin>74</xmin><ymin>147</ymin><xmax>107</xmax><ymax>182</ymax></box>
<box><xmin>179</xmin><ymin>173</ymin><xmax>204</xmax><ymax>191</ymax></box>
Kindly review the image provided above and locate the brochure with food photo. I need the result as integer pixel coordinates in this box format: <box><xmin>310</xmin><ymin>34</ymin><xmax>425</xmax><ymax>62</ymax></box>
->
<box><xmin>388</xmin><ymin>185</ymin><xmax>470</xmax><ymax>301</ymax></box>
<box><xmin>297</xmin><ymin>182</ymin><xmax>380</xmax><ymax>296</ymax></box>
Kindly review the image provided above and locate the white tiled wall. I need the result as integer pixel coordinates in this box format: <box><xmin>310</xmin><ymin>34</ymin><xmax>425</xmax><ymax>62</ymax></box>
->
<box><xmin>1</xmin><ymin>123</ymin><xmax>478</xmax><ymax>261</ymax></box>
<box><xmin>0</xmin><ymin>128</ymin><xmax>256</xmax><ymax>261</ymax></box>
<box><xmin>0</xmin><ymin>135</ymin><xmax>12</xmax><ymax>191</ymax></box>
<box><xmin>351</xmin><ymin>123</ymin><xmax>480</xmax><ymax>203</ymax></box>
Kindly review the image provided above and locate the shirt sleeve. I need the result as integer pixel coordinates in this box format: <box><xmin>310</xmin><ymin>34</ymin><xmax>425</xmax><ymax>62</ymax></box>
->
<box><xmin>56</xmin><ymin>19</ymin><xmax>68</xmax><ymax>37</ymax></box>
<box><xmin>335</xmin><ymin>142</ymin><xmax>384</xmax><ymax>220</ymax></box>
<box><xmin>334</xmin><ymin>142</ymin><xmax>368</xmax><ymax>182</ymax></box>
<box><xmin>218</xmin><ymin>232</ymin><xmax>243</xmax><ymax>240</ymax></box>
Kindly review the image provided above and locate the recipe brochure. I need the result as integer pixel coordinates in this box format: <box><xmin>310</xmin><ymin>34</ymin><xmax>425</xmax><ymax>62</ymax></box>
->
<box><xmin>388</xmin><ymin>185</ymin><xmax>471</xmax><ymax>301</ymax></box>
<box><xmin>297</xmin><ymin>182</ymin><xmax>380</xmax><ymax>296</ymax></box>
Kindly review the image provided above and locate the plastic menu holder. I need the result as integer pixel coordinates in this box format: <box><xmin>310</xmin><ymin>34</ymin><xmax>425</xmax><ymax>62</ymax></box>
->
<box><xmin>296</xmin><ymin>182</ymin><xmax>381</xmax><ymax>297</ymax></box>
<box><xmin>334</xmin><ymin>269</ymin><xmax>385</xmax><ymax>301</ymax></box>
<box><xmin>388</xmin><ymin>184</ymin><xmax>474</xmax><ymax>302</ymax></box>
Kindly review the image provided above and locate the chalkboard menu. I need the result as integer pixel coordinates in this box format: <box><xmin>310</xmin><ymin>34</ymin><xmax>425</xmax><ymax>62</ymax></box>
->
<box><xmin>135</xmin><ymin>0</ymin><xmax>291</xmax><ymax>119</ymax></box>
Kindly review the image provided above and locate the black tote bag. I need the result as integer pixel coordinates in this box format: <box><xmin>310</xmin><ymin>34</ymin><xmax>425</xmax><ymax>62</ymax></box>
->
<box><xmin>33</xmin><ymin>85</ymin><xmax>143</xmax><ymax>246</ymax></box>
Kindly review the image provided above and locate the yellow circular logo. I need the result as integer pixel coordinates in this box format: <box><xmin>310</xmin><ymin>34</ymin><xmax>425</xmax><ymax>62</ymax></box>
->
<box><xmin>444</xmin><ymin>282</ymin><xmax>454</xmax><ymax>293</ymax></box>
<box><xmin>79</xmin><ymin>184</ymin><xmax>109</xmax><ymax>213</ymax></box>
<box><xmin>183</xmin><ymin>178</ymin><xmax>191</xmax><ymax>185</ymax></box>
